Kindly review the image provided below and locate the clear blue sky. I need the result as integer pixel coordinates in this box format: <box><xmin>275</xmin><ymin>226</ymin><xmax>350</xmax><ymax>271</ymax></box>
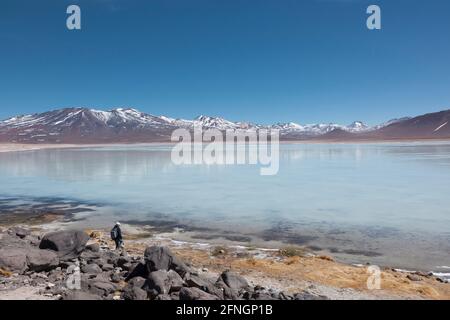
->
<box><xmin>0</xmin><ymin>0</ymin><xmax>449</xmax><ymax>125</ymax></box>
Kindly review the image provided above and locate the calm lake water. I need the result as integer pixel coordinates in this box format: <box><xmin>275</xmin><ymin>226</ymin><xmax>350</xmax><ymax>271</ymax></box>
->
<box><xmin>1</xmin><ymin>143</ymin><xmax>449</xmax><ymax>273</ymax></box>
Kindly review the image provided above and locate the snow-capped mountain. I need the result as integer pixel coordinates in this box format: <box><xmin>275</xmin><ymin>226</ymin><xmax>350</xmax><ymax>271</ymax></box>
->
<box><xmin>0</xmin><ymin>108</ymin><xmax>179</xmax><ymax>143</ymax></box>
<box><xmin>1</xmin><ymin>107</ymin><xmax>449</xmax><ymax>143</ymax></box>
<box><xmin>2</xmin><ymin>108</ymin><xmax>170</xmax><ymax>129</ymax></box>
<box><xmin>270</xmin><ymin>121</ymin><xmax>370</xmax><ymax>136</ymax></box>
<box><xmin>373</xmin><ymin>117</ymin><xmax>412</xmax><ymax>130</ymax></box>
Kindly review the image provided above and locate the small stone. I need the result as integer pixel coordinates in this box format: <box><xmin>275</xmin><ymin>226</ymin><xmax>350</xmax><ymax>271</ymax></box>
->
<box><xmin>111</xmin><ymin>273</ymin><xmax>121</xmax><ymax>283</ymax></box>
<box><xmin>86</xmin><ymin>243</ymin><xmax>100</xmax><ymax>252</ymax></box>
<box><xmin>81</xmin><ymin>264</ymin><xmax>102</xmax><ymax>275</ymax></box>
<box><xmin>407</xmin><ymin>274</ymin><xmax>422</xmax><ymax>282</ymax></box>
<box><xmin>101</xmin><ymin>264</ymin><xmax>114</xmax><ymax>271</ymax></box>
<box><xmin>46</xmin><ymin>283</ymin><xmax>56</xmax><ymax>289</ymax></box>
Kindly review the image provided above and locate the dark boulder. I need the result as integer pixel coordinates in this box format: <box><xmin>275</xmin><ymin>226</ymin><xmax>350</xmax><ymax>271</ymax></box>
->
<box><xmin>127</xmin><ymin>276</ymin><xmax>147</xmax><ymax>289</ymax></box>
<box><xmin>101</xmin><ymin>264</ymin><xmax>114</xmax><ymax>272</ymax></box>
<box><xmin>144</xmin><ymin>246</ymin><xmax>189</xmax><ymax>277</ymax></box>
<box><xmin>185</xmin><ymin>273</ymin><xmax>223</xmax><ymax>299</ymax></box>
<box><xmin>116</xmin><ymin>256</ymin><xmax>131</xmax><ymax>268</ymax></box>
<box><xmin>143</xmin><ymin>270</ymin><xmax>171</xmax><ymax>298</ymax></box>
<box><xmin>122</xmin><ymin>285</ymin><xmax>148</xmax><ymax>300</ymax></box>
<box><xmin>217</xmin><ymin>271</ymin><xmax>249</xmax><ymax>291</ymax></box>
<box><xmin>86</xmin><ymin>243</ymin><xmax>100</xmax><ymax>252</ymax></box>
<box><xmin>81</xmin><ymin>263</ymin><xmax>102</xmax><ymax>275</ymax></box>
<box><xmin>167</xmin><ymin>270</ymin><xmax>184</xmax><ymax>292</ymax></box>
<box><xmin>143</xmin><ymin>269</ymin><xmax>186</xmax><ymax>298</ymax></box>
<box><xmin>89</xmin><ymin>281</ymin><xmax>117</xmax><ymax>296</ymax></box>
<box><xmin>26</xmin><ymin>248</ymin><xmax>59</xmax><ymax>272</ymax></box>
<box><xmin>125</xmin><ymin>262</ymin><xmax>148</xmax><ymax>281</ymax></box>
<box><xmin>39</xmin><ymin>230</ymin><xmax>89</xmax><ymax>259</ymax></box>
<box><xmin>0</xmin><ymin>248</ymin><xmax>28</xmax><ymax>273</ymax></box>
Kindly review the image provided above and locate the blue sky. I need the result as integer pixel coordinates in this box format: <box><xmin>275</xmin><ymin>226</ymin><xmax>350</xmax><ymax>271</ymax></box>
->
<box><xmin>0</xmin><ymin>0</ymin><xmax>449</xmax><ymax>125</ymax></box>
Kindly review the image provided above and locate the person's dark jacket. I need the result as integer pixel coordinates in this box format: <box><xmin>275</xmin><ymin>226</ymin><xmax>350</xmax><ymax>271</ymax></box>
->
<box><xmin>113</xmin><ymin>225</ymin><xmax>122</xmax><ymax>241</ymax></box>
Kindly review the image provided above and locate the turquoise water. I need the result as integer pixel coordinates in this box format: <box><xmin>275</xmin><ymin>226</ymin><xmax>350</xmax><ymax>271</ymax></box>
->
<box><xmin>0</xmin><ymin>142</ymin><xmax>449</xmax><ymax>272</ymax></box>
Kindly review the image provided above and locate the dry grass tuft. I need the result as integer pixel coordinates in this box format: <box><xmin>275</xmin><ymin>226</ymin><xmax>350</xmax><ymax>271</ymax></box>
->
<box><xmin>0</xmin><ymin>268</ymin><xmax>13</xmax><ymax>277</ymax></box>
<box><xmin>211</xmin><ymin>246</ymin><xmax>228</xmax><ymax>257</ymax></box>
<box><xmin>279</xmin><ymin>246</ymin><xmax>307</xmax><ymax>258</ymax></box>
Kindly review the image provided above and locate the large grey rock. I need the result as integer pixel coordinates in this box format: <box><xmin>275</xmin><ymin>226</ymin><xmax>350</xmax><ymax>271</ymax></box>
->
<box><xmin>89</xmin><ymin>281</ymin><xmax>116</xmax><ymax>296</ymax></box>
<box><xmin>126</xmin><ymin>262</ymin><xmax>148</xmax><ymax>281</ymax></box>
<box><xmin>143</xmin><ymin>269</ymin><xmax>185</xmax><ymax>298</ymax></box>
<box><xmin>185</xmin><ymin>273</ymin><xmax>223</xmax><ymax>299</ymax></box>
<box><xmin>144</xmin><ymin>246</ymin><xmax>188</xmax><ymax>277</ymax></box>
<box><xmin>218</xmin><ymin>271</ymin><xmax>249</xmax><ymax>291</ymax></box>
<box><xmin>179</xmin><ymin>287</ymin><xmax>219</xmax><ymax>300</ymax></box>
<box><xmin>0</xmin><ymin>248</ymin><xmax>27</xmax><ymax>273</ymax></box>
<box><xmin>122</xmin><ymin>285</ymin><xmax>148</xmax><ymax>300</ymax></box>
<box><xmin>0</xmin><ymin>246</ymin><xmax>58</xmax><ymax>273</ymax></box>
<box><xmin>101</xmin><ymin>263</ymin><xmax>114</xmax><ymax>271</ymax></box>
<box><xmin>39</xmin><ymin>230</ymin><xmax>89</xmax><ymax>259</ymax></box>
<box><xmin>26</xmin><ymin>248</ymin><xmax>59</xmax><ymax>272</ymax></box>
<box><xmin>86</xmin><ymin>243</ymin><xmax>100</xmax><ymax>252</ymax></box>
<box><xmin>0</xmin><ymin>234</ymin><xmax>29</xmax><ymax>249</ymax></box>
<box><xmin>143</xmin><ymin>270</ymin><xmax>171</xmax><ymax>297</ymax></box>
<box><xmin>167</xmin><ymin>270</ymin><xmax>185</xmax><ymax>292</ymax></box>
<box><xmin>127</xmin><ymin>276</ymin><xmax>147</xmax><ymax>289</ymax></box>
<box><xmin>116</xmin><ymin>256</ymin><xmax>131</xmax><ymax>268</ymax></box>
<box><xmin>217</xmin><ymin>282</ymin><xmax>238</xmax><ymax>300</ymax></box>
<box><xmin>81</xmin><ymin>263</ymin><xmax>102</xmax><ymax>274</ymax></box>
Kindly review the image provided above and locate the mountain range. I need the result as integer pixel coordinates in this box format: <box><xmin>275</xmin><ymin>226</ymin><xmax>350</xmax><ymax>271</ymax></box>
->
<box><xmin>0</xmin><ymin>107</ymin><xmax>449</xmax><ymax>143</ymax></box>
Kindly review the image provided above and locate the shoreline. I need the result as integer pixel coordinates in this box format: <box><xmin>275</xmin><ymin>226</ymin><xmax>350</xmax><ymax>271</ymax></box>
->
<box><xmin>1</xmin><ymin>216</ymin><xmax>449</xmax><ymax>300</ymax></box>
<box><xmin>2</xmin><ymin>139</ymin><xmax>450</xmax><ymax>153</ymax></box>
<box><xmin>0</xmin><ymin>197</ymin><xmax>448</xmax><ymax>280</ymax></box>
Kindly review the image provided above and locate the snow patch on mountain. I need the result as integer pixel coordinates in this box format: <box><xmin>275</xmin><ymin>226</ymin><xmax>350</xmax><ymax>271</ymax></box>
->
<box><xmin>1</xmin><ymin>107</ymin><xmax>413</xmax><ymax>143</ymax></box>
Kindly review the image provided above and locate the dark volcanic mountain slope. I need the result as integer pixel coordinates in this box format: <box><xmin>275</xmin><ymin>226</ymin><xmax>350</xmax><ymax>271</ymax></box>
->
<box><xmin>315</xmin><ymin>109</ymin><xmax>450</xmax><ymax>141</ymax></box>
<box><xmin>373</xmin><ymin>109</ymin><xmax>450</xmax><ymax>139</ymax></box>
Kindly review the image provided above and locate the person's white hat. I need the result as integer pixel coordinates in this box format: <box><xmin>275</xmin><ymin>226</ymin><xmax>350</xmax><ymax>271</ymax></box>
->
<box><xmin>115</xmin><ymin>221</ymin><xmax>121</xmax><ymax>226</ymax></box>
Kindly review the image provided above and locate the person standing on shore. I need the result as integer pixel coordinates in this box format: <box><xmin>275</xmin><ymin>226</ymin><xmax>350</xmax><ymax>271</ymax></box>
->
<box><xmin>111</xmin><ymin>222</ymin><xmax>123</xmax><ymax>250</ymax></box>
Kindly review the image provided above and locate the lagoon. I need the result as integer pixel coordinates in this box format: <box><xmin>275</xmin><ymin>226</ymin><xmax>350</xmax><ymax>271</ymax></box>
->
<box><xmin>0</xmin><ymin>142</ymin><xmax>449</xmax><ymax>273</ymax></box>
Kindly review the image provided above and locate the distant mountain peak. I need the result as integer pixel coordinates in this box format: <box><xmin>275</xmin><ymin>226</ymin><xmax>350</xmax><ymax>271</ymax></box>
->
<box><xmin>1</xmin><ymin>107</ymin><xmax>449</xmax><ymax>143</ymax></box>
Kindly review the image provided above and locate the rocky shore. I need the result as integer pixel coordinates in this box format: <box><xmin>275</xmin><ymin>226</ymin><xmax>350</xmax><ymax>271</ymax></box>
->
<box><xmin>1</xmin><ymin>225</ymin><xmax>449</xmax><ymax>300</ymax></box>
<box><xmin>0</xmin><ymin>227</ymin><xmax>330</xmax><ymax>300</ymax></box>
